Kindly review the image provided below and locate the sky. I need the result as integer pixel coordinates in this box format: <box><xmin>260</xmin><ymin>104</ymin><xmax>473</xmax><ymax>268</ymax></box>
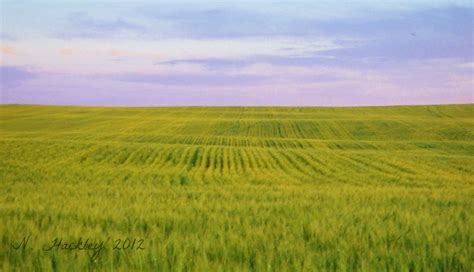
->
<box><xmin>0</xmin><ymin>0</ymin><xmax>473</xmax><ymax>106</ymax></box>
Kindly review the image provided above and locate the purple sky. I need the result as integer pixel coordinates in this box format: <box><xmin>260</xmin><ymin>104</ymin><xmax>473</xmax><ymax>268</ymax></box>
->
<box><xmin>1</xmin><ymin>0</ymin><xmax>473</xmax><ymax>106</ymax></box>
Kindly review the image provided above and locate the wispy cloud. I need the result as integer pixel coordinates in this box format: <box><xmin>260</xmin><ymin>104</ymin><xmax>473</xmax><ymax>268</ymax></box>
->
<box><xmin>107</xmin><ymin>72</ymin><xmax>269</xmax><ymax>86</ymax></box>
<box><xmin>141</xmin><ymin>8</ymin><xmax>281</xmax><ymax>39</ymax></box>
<box><xmin>138</xmin><ymin>3</ymin><xmax>472</xmax><ymax>41</ymax></box>
<box><xmin>156</xmin><ymin>58</ymin><xmax>252</xmax><ymax>70</ymax></box>
<box><xmin>0</xmin><ymin>66</ymin><xmax>36</xmax><ymax>88</ymax></box>
<box><xmin>156</xmin><ymin>55</ymin><xmax>361</xmax><ymax>71</ymax></box>
<box><xmin>0</xmin><ymin>33</ymin><xmax>17</xmax><ymax>41</ymax></box>
<box><xmin>55</xmin><ymin>12</ymin><xmax>145</xmax><ymax>39</ymax></box>
<box><xmin>317</xmin><ymin>7</ymin><xmax>473</xmax><ymax>61</ymax></box>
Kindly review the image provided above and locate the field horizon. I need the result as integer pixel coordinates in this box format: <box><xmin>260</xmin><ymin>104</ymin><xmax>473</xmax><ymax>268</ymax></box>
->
<box><xmin>2</xmin><ymin>103</ymin><xmax>473</xmax><ymax>108</ymax></box>
<box><xmin>1</xmin><ymin>103</ymin><xmax>473</xmax><ymax>271</ymax></box>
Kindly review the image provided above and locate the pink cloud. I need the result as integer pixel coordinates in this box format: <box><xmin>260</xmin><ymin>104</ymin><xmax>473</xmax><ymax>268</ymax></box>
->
<box><xmin>59</xmin><ymin>48</ymin><xmax>73</xmax><ymax>56</ymax></box>
<box><xmin>0</xmin><ymin>46</ymin><xmax>15</xmax><ymax>55</ymax></box>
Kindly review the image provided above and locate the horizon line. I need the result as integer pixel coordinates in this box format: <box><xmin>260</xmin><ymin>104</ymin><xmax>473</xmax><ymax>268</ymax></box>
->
<box><xmin>1</xmin><ymin>103</ymin><xmax>473</xmax><ymax>109</ymax></box>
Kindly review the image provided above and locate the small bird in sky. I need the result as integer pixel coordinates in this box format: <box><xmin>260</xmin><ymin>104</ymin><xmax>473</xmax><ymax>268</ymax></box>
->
<box><xmin>411</xmin><ymin>33</ymin><xmax>416</xmax><ymax>36</ymax></box>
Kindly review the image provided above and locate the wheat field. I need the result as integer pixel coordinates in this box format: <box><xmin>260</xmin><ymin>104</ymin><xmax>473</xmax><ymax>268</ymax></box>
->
<box><xmin>0</xmin><ymin>104</ymin><xmax>473</xmax><ymax>271</ymax></box>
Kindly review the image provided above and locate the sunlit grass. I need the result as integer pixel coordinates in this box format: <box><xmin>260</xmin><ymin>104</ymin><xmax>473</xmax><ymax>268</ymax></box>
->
<box><xmin>0</xmin><ymin>104</ymin><xmax>473</xmax><ymax>271</ymax></box>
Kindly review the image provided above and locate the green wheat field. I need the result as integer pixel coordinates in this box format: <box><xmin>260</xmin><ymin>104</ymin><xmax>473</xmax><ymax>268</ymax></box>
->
<box><xmin>0</xmin><ymin>104</ymin><xmax>473</xmax><ymax>271</ymax></box>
